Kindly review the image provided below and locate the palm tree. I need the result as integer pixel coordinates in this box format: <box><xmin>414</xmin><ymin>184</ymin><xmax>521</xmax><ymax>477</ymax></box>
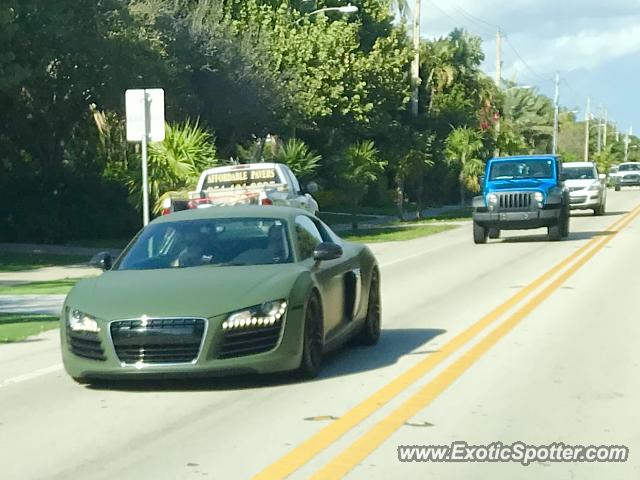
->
<box><xmin>445</xmin><ymin>127</ymin><xmax>484</xmax><ymax>205</ymax></box>
<box><xmin>129</xmin><ymin>119</ymin><xmax>217</xmax><ymax>214</ymax></box>
<box><xmin>273</xmin><ymin>138</ymin><xmax>321</xmax><ymax>181</ymax></box>
<box><xmin>340</xmin><ymin>140</ymin><xmax>387</xmax><ymax>229</ymax></box>
<box><xmin>503</xmin><ymin>87</ymin><xmax>554</xmax><ymax>153</ymax></box>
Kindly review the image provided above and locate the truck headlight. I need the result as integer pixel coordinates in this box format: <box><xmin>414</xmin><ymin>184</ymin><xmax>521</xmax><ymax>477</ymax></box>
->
<box><xmin>67</xmin><ymin>309</ymin><xmax>100</xmax><ymax>333</ymax></box>
<box><xmin>534</xmin><ymin>191</ymin><xmax>544</xmax><ymax>203</ymax></box>
<box><xmin>222</xmin><ymin>300</ymin><xmax>287</xmax><ymax>330</ymax></box>
<box><xmin>486</xmin><ymin>193</ymin><xmax>498</xmax><ymax>208</ymax></box>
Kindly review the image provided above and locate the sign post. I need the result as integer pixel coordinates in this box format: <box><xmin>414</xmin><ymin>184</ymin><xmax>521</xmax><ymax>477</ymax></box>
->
<box><xmin>125</xmin><ymin>88</ymin><xmax>165</xmax><ymax>226</ymax></box>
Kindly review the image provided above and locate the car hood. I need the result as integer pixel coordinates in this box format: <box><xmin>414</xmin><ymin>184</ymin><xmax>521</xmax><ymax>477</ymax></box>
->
<box><xmin>65</xmin><ymin>264</ymin><xmax>305</xmax><ymax>321</ymax></box>
<box><xmin>487</xmin><ymin>178</ymin><xmax>556</xmax><ymax>192</ymax></box>
<box><xmin>564</xmin><ymin>179</ymin><xmax>598</xmax><ymax>189</ymax></box>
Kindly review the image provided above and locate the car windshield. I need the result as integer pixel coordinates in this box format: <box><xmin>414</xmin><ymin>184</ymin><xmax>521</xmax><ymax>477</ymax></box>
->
<box><xmin>201</xmin><ymin>167</ymin><xmax>283</xmax><ymax>190</ymax></box>
<box><xmin>115</xmin><ymin>218</ymin><xmax>293</xmax><ymax>270</ymax></box>
<box><xmin>618</xmin><ymin>164</ymin><xmax>640</xmax><ymax>171</ymax></box>
<box><xmin>563</xmin><ymin>167</ymin><xmax>596</xmax><ymax>180</ymax></box>
<box><xmin>489</xmin><ymin>159</ymin><xmax>554</xmax><ymax>180</ymax></box>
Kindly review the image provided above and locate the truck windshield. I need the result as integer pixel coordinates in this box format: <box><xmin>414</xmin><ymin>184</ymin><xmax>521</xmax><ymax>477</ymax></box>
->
<box><xmin>201</xmin><ymin>167</ymin><xmax>283</xmax><ymax>190</ymax></box>
<box><xmin>489</xmin><ymin>159</ymin><xmax>554</xmax><ymax>180</ymax></box>
<box><xmin>563</xmin><ymin>167</ymin><xmax>596</xmax><ymax>180</ymax></box>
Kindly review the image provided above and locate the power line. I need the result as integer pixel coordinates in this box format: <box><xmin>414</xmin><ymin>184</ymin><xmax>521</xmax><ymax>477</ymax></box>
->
<box><xmin>448</xmin><ymin>3</ymin><xmax>500</xmax><ymax>31</ymax></box>
<box><xmin>503</xmin><ymin>35</ymin><xmax>555</xmax><ymax>84</ymax></box>
<box><xmin>429</xmin><ymin>1</ymin><xmax>494</xmax><ymax>39</ymax></box>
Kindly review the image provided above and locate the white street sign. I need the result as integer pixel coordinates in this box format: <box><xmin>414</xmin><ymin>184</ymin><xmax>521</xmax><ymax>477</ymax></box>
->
<box><xmin>125</xmin><ymin>88</ymin><xmax>165</xmax><ymax>142</ymax></box>
<box><xmin>125</xmin><ymin>88</ymin><xmax>166</xmax><ymax>226</ymax></box>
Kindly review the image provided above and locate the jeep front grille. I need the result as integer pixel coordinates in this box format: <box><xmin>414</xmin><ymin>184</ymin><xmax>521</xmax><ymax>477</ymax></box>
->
<box><xmin>497</xmin><ymin>192</ymin><xmax>533</xmax><ymax>211</ymax></box>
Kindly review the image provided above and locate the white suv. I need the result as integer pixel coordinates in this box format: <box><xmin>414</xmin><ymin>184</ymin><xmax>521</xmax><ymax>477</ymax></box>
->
<box><xmin>612</xmin><ymin>162</ymin><xmax>640</xmax><ymax>191</ymax></box>
<box><xmin>562</xmin><ymin>162</ymin><xmax>606</xmax><ymax>215</ymax></box>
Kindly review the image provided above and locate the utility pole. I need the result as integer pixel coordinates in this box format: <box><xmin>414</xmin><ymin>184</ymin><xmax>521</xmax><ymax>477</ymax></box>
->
<box><xmin>603</xmin><ymin>108</ymin><xmax>608</xmax><ymax>147</ymax></box>
<box><xmin>495</xmin><ymin>30</ymin><xmax>502</xmax><ymax>87</ymax></box>
<box><xmin>552</xmin><ymin>72</ymin><xmax>560</xmax><ymax>155</ymax></box>
<box><xmin>624</xmin><ymin>126</ymin><xmax>632</xmax><ymax>162</ymax></box>
<box><xmin>410</xmin><ymin>0</ymin><xmax>421</xmax><ymax>117</ymax></box>
<box><xmin>596</xmin><ymin>105</ymin><xmax>603</xmax><ymax>153</ymax></box>
<box><xmin>494</xmin><ymin>30</ymin><xmax>502</xmax><ymax>156</ymax></box>
<box><xmin>584</xmin><ymin>97</ymin><xmax>590</xmax><ymax>161</ymax></box>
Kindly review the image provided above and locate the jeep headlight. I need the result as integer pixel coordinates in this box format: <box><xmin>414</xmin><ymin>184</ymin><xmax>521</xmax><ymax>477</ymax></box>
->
<box><xmin>222</xmin><ymin>300</ymin><xmax>287</xmax><ymax>330</ymax></box>
<box><xmin>67</xmin><ymin>309</ymin><xmax>100</xmax><ymax>333</ymax></box>
<box><xmin>486</xmin><ymin>193</ymin><xmax>498</xmax><ymax>208</ymax></box>
<box><xmin>534</xmin><ymin>191</ymin><xmax>544</xmax><ymax>203</ymax></box>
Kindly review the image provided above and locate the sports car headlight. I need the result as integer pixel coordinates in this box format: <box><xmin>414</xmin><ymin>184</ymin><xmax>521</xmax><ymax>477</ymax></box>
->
<box><xmin>67</xmin><ymin>309</ymin><xmax>100</xmax><ymax>333</ymax></box>
<box><xmin>222</xmin><ymin>300</ymin><xmax>287</xmax><ymax>330</ymax></box>
<box><xmin>534</xmin><ymin>191</ymin><xmax>544</xmax><ymax>203</ymax></box>
<box><xmin>486</xmin><ymin>193</ymin><xmax>498</xmax><ymax>207</ymax></box>
<box><xmin>588</xmin><ymin>182</ymin><xmax>601</xmax><ymax>191</ymax></box>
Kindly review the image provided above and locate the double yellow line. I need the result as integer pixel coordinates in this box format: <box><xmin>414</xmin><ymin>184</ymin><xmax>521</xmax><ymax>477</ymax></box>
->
<box><xmin>255</xmin><ymin>205</ymin><xmax>640</xmax><ymax>480</ymax></box>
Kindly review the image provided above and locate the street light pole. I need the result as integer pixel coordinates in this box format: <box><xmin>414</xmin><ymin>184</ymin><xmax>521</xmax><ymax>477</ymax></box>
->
<box><xmin>294</xmin><ymin>3</ymin><xmax>358</xmax><ymax>24</ymax></box>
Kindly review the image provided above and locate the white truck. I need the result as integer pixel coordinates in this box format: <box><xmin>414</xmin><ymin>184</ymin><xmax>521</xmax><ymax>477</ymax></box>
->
<box><xmin>162</xmin><ymin>163</ymin><xmax>319</xmax><ymax>215</ymax></box>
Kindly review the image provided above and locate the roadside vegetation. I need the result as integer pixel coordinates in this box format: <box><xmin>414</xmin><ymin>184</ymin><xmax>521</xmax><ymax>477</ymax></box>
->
<box><xmin>2</xmin><ymin>1</ymin><xmax>639</xmax><ymax>243</ymax></box>
<box><xmin>0</xmin><ymin>252</ymin><xmax>88</xmax><ymax>272</ymax></box>
<box><xmin>0</xmin><ymin>314</ymin><xmax>59</xmax><ymax>343</ymax></box>
<box><xmin>342</xmin><ymin>224</ymin><xmax>457</xmax><ymax>243</ymax></box>
<box><xmin>0</xmin><ymin>279</ymin><xmax>79</xmax><ymax>295</ymax></box>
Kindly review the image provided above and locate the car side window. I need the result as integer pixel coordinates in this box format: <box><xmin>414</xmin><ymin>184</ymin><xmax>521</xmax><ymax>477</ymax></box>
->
<box><xmin>311</xmin><ymin>217</ymin><xmax>342</xmax><ymax>244</ymax></box>
<box><xmin>284</xmin><ymin>166</ymin><xmax>301</xmax><ymax>194</ymax></box>
<box><xmin>295</xmin><ymin>215</ymin><xmax>323</xmax><ymax>260</ymax></box>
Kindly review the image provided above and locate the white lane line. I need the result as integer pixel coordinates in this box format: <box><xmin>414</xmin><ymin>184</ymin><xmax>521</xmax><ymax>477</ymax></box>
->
<box><xmin>0</xmin><ymin>364</ymin><xmax>63</xmax><ymax>389</ymax></box>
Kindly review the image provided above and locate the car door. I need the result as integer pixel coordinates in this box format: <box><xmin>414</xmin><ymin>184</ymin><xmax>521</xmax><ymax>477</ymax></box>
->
<box><xmin>294</xmin><ymin>215</ymin><xmax>349</xmax><ymax>340</ymax></box>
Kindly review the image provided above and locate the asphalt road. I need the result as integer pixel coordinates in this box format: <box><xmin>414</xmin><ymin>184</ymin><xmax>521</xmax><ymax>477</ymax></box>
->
<box><xmin>1</xmin><ymin>190</ymin><xmax>639</xmax><ymax>480</ymax></box>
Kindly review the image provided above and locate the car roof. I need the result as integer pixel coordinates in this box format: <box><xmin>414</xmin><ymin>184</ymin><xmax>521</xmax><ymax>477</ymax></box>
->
<box><xmin>151</xmin><ymin>205</ymin><xmax>312</xmax><ymax>224</ymax></box>
<box><xmin>562</xmin><ymin>162</ymin><xmax>596</xmax><ymax>168</ymax></box>
<box><xmin>619</xmin><ymin>162</ymin><xmax>640</xmax><ymax>166</ymax></box>
<box><xmin>489</xmin><ymin>154</ymin><xmax>559</xmax><ymax>163</ymax></box>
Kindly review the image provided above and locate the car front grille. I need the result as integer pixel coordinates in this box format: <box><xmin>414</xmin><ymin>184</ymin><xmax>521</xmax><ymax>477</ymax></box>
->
<box><xmin>497</xmin><ymin>192</ymin><xmax>534</xmax><ymax>211</ymax></box>
<box><xmin>217</xmin><ymin>324</ymin><xmax>283</xmax><ymax>359</ymax></box>
<box><xmin>621</xmin><ymin>174</ymin><xmax>639</xmax><ymax>182</ymax></box>
<box><xmin>67</xmin><ymin>329</ymin><xmax>106</xmax><ymax>361</ymax></box>
<box><xmin>570</xmin><ymin>196</ymin><xmax>587</xmax><ymax>204</ymax></box>
<box><xmin>110</xmin><ymin>318</ymin><xmax>206</xmax><ymax>365</ymax></box>
<box><xmin>568</xmin><ymin>186</ymin><xmax>584</xmax><ymax>192</ymax></box>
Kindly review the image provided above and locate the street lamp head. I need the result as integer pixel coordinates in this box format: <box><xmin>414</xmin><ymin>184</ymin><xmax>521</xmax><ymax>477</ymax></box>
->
<box><xmin>339</xmin><ymin>4</ymin><xmax>359</xmax><ymax>14</ymax></box>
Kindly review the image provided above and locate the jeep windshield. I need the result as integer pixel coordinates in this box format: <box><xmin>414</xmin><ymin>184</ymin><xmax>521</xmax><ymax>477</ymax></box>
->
<box><xmin>563</xmin><ymin>167</ymin><xmax>596</xmax><ymax>180</ymax></box>
<box><xmin>489</xmin><ymin>159</ymin><xmax>554</xmax><ymax>180</ymax></box>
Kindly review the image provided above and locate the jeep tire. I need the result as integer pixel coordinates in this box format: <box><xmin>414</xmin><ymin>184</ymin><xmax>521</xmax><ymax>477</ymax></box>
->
<box><xmin>473</xmin><ymin>221</ymin><xmax>488</xmax><ymax>244</ymax></box>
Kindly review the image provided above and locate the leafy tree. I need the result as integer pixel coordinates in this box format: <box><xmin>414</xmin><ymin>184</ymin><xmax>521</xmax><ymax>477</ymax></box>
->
<box><xmin>339</xmin><ymin>140</ymin><xmax>387</xmax><ymax>229</ymax></box>
<box><xmin>445</xmin><ymin>127</ymin><xmax>484</xmax><ymax>205</ymax></box>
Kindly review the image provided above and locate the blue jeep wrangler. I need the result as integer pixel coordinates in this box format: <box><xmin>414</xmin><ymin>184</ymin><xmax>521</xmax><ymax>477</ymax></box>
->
<box><xmin>472</xmin><ymin>155</ymin><xmax>570</xmax><ymax>244</ymax></box>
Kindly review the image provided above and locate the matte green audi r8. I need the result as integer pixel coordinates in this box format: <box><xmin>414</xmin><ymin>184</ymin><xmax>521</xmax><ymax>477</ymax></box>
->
<box><xmin>61</xmin><ymin>206</ymin><xmax>381</xmax><ymax>382</ymax></box>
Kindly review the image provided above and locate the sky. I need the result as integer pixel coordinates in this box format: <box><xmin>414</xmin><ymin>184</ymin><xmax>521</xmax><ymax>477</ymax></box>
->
<box><xmin>418</xmin><ymin>0</ymin><xmax>639</xmax><ymax>134</ymax></box>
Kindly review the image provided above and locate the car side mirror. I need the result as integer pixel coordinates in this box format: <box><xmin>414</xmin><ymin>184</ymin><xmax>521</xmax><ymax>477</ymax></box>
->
<box><xmin>305</xmin><ymin>181</ymin><xmax>319</xmax><ymax>194</ymax></box>
<box><xmin>313</xmin><ymin>242</ymin><xmax>342</xmax><ymax>263</ymax></box>
<box><xmin>90</xmin><ymin>251</ymin><xmax>112</xmax><ymax>271</ymax></box>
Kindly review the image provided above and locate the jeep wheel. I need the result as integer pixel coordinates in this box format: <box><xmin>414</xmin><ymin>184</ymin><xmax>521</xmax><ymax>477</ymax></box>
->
<box><xmin>548</xmin><ymin>222</ymin><xmax>562</xmax><ymax>241</ymax></box>
<box><xmin>488</xmin><ymin>228</ymin><xmax>500</xmax><ymax>239</ymax></box>
<box><xmin>473</xmin><ymin>221</ymin><xmax>488</xmax><ymax>244</ymax></box>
